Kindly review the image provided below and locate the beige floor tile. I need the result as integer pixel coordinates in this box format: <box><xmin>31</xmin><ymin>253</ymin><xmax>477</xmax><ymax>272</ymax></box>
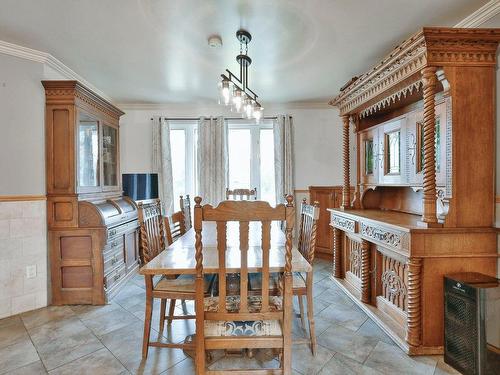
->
<box><xmin>291</xmin><ymin>343</ymin><xmax>335</xmax><ymax>374</ymax></box>
<box><xmin>28</xmin><ymin>317</ymin><xmax>103</xmax><ymax>371</ymax></box>
<box><xmin>100</xmin><ymin>320</ymin><xmax>186</xmax><ymax>374</ymax></box>
<box><xmin>80</xmin><ymin>305</ymin><xmax>140</xmax><ymax>339</ymax></box>
<box><xmin>4</xmin><ymin>360</ymin><xmax>47</xmax><ymax>374</ymax></box>
<box><xmin>317</xmin><ymin>302</ymin><xmax>367</xmax><ymax>331</ymax></box>
<box><xmin>47</xmin><ymin>348</ymin><xmax>127</xmax><ymax>375</ymax></box>
<box><xmin>355</xmin><ymin>319</ymin><xmax>394</xmax><ymax>345</ymax></box>
<box><xmin>318</xmin><ymin>353</ymin><xmax>383</xmax><ymax>375</ymax></box>
<box><xmin>433</xmin><ymin>358</ymin><xmax>461</xmax><ymax>375</ymax></box>
<box><xmin>317</xmin><ymin>324</ymin><xmax>379</xmax><ymax>363</ymax></box>
<box><xmin>315</xmin><ymin>288</ymin><xmax>354</xmax><ymax>307</ymax></box>
<box><xmin>364</xmin><ymin>341</ymin><xmax>437</xmax><ymax>375</ymax></box>
<box><xmin>20</xmin><ymin>306</ymin><xmax>75</xmax><ymax>330</ymax></box>
<box><xmin>0</xmin><ymin>339</ymin><xmax>40</xmax><ymax>374</ymax></box>
<box><xmin>70</xmin><ymin>302</ymin><xmax>122</xmax><ymax>321</ymax></box>
<box><xmin>160</xmin><ymin>357</ymin><xmax>195</xmax><ymax>374</ymax></box>
<box><xmin>0</xmin><ymin>316</ymin><xmax>30</xmax><ymax>350</ymax></box>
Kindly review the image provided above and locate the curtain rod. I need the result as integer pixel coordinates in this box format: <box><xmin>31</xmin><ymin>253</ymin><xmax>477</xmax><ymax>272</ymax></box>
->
<box><xmin>150</xmin><ymin>116</ymin><xmax>278</xmax><ymax>121</ymax></box>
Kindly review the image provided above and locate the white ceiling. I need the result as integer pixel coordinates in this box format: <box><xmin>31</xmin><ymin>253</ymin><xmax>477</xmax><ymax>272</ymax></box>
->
<box><xmin>0</xmin><ymin>0</ymin><xmax>490</xmax><ymax>105</ymax></box>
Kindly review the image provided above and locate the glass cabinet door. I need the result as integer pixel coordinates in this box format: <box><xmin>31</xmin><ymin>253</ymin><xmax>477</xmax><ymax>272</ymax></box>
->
<box><xmin>78</xmin><ymin>121</ymin><xmax>99</xmax><ymax>188</ymax></box>
<box><xmin>102</xmin><ymin>124</ymin><xmax>118</xmax><ymax>187</ymax></box>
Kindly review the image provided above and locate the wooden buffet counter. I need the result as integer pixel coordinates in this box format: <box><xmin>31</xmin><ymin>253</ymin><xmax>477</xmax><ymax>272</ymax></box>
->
<box><xmin>327</xmin><ymin>28</ymin><xmax>500</xmax><ymax>355</ymax></box>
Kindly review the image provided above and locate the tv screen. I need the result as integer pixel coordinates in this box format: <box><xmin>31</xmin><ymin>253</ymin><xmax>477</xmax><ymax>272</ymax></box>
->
<box><xmin>122</xmin><ymin>173</ymin><xmax>159</xmax><ymax>201</ymax></box>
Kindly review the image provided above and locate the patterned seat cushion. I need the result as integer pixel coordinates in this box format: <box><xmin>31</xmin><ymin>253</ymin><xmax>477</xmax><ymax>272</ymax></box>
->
<box><xmin>154</xmin><ymin>274</ymin><xmax>213</xmax><ymax>294</ymax></box>
<box><xmin>248</xmin><ymin>272</ymin><xmax>306</xmax><ymax>291</ymax></box>
<box><xmin>203</xmin><ymin>295</ymin><xmax>283</xmax><ymax>337</ymax></box>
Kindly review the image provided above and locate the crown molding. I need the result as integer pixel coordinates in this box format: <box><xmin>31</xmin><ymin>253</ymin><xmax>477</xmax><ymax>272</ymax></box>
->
<box><xmin>116</xmin><ymin>101</ymin><xmax>333</xmax><ymax>112</ymax></box>
<box><xmin>0</xmin><ymin>39</ymin><xmax>110</xmax><ymax>101</ymax></box>
<box><xmin>454</xmin><ymin>0</ymin><xmax>500</xmax><ymax>28</ymax></box>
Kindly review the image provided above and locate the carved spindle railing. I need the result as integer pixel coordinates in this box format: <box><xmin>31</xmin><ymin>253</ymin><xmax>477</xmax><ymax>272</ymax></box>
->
<box><xmin>406</xmin><ymin>257</ymin><xmax>423</xmax><ymax>347</ymax></box>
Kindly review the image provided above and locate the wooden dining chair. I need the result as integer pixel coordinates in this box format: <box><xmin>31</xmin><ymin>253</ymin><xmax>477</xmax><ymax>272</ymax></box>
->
<box><xmin>180</xmin><ymin>194</ymin><xmax>192</xmax><ymax>231</ymax></box>
<box><xmin>293</xmin><ymin>198</ymin><xmax>320</xmax><ymax>355</ymax></box>
<box><xmin>138</xmin><ymin>199</ymin><xmax>215</xmax><ymax>358</ymax></box>
<box><xmin>225</xmin><ymin>187</ymin><xmax>258</xmax><ymax>200</ymax></box>
<box><xmin>193</xmin><ymin>196</ymin><xmax>295</xmax><ymax>374</ymax></box>
<box><xmin>248</xmin><ymin>198</ymin><xmax>320</xmax><ymax>355</ymax></box>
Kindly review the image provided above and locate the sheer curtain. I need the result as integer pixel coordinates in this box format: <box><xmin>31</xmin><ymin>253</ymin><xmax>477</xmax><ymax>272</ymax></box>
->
<box><xmin>152</xmin><ymin>116</ymin><xmax>174</xmax><ymax>215</ymax></box>
<box><xmin>274</xmin><ymin>115</ymin><xmax>294</xmax><ymax>204</ymax></box>
<box><xmin>197</xmin><ymin>116</ymin><xmax>228</xmax><ymax>205</ymax></box>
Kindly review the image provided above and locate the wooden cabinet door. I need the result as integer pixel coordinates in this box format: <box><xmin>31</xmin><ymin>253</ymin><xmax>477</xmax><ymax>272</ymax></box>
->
<box><xmin>381</xmin><ymin>118</ymin><xmax>407</xmax><ymax>185</ymax></box>
<box><xmin>309</xmin><ymin>187</ymin><xmax>336</xmax><ymax>256</ymax></box>
<box><xmin>124</xmin><ymin>229</ymin><xmax>139</xmax><ymax>270</ymax></box>
<box><xmin>407</xmin><ymin>109</ymin><xmax>424</xmax><ymax>185</ymax></box>
<box><xmin>360</xmin><ymin>128</ymin><xmax>379</xmax><ymax>185</ymax></box>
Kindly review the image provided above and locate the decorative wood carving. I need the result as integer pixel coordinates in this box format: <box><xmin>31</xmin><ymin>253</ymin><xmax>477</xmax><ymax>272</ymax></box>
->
<box><xmin>381</xmin><ymin>255</ymin><xmax>408</xmax><ymax>311</ymax></box>
<box><xmin>342</xmin><ymin>115</ymin><xmax>351</xmax><ymax>208</ymax></box>
<box><xmin>406</xmin><ymin>257</ymin><xmax>423</xmax><ymax>347</ymax></box>
<box><xmin>360</xmin><ymin>222</ymin><xmax>409</xmax><ymax>252</ymax></box>
<box><xmin>331</xmin><ymin>214</ymin><xmax>356</xmax><ymax>233</ymax></box>
<box><xmin>347</xmin><ymin>237</ymin><xmax>362</xmax><ymax>279</ymax></box>
<box><xmin>421</xmin><ymin>67</ymin><xmax>438</xmax><ymax>224</ymax></box>
<box><xmin>330</xmin><ymin>28</ymin><xmax>500</xmax><ymax>117</ymax></box>
<box><xmin>360</xmin><ymin>240</ymin><xmax>371</xmax><ymax>303</ymax></box>
<box><xmin>332</xmin><ymin>227</ymin><xmax>342</xmax><ymax>278</ymax></box>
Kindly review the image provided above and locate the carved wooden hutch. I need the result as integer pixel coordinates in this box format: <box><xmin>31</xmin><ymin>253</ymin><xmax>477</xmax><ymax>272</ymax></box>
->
<box><xmin>43</xmin><ymin>81</ymin><xmax>140</xmax><ymax>305</ymax></box>
<box><xmin>328</xmin><ymin>28</ymin><xmax>500</xmax><ymax>355</ymax></box>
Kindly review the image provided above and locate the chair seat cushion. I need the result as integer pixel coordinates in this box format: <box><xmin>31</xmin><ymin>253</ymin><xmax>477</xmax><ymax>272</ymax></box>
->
<box><xmin>204</xmin><ymin>295</ymin><xmax>283</xmax><ymax>337</ymax></box>
<box><xmin>248</xmin><ymin>272</ymin><xmax>306</xmax><ymax>291</ymax></box>
<box><xmin>154</xmin><ymin>274</ymin><xmax>213</xmax><ymax>294</ymax></box>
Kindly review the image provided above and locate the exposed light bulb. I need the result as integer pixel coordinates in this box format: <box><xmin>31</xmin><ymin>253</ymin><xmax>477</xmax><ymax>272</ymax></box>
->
<box><xmin>245</xmin><ymin>99</ymin><xmax>254</xmax><ymax>118</ymax></box>
<box><xmin>233</xmin><ymin>89</ymin><xmax>243</xmax><ymax>112</ymax></box>
<box><xmin>254</xmin><ymin>105</ymin><xmax>263</xmax><ymax>123</ymax></box>
<box><xmin>220</xmin><ymin>79</ymin><xmax>231</xmax><ymax>106</ymax></box>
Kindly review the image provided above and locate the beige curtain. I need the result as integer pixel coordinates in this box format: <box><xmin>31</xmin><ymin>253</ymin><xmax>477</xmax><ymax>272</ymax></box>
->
<box><xmin>152</xmin><ymin>116</ymin><xmax>174</xmax><ymax>215</ymax></box>
<box><xmin>274</xmin><ymin>115</ymin><xmax>294</xmax><ymax>204</ymax></box>
<box><xmin>197</xmin><ymin>116</ymin><xmax>228</xmax><ymax>206</ymax></box>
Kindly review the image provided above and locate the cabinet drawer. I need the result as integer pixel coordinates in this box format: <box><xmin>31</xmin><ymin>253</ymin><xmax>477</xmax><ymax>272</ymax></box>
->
<box><xmin>103</xmin><ymin>247</ymin><xmax>125</xmax><ymax>274</ymax></box>
<box><xmin>104</xmin><ymin>236</ymin><xmax>124</xmax><ymax>253</ymax></box>
<box><xmin>107</xmin><ymin>220</ymin><xmax>138</xmax><ymax>239</ymax></box>
<box><xmin>104</xmin><ymin>263</ymin><xmax>126</xmax><ymax>290</ymax></box>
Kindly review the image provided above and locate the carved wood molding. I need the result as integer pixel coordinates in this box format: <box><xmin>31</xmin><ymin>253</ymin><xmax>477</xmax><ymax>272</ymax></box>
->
<box><xmin>332</xmin><ymin>227</ymin><xmax>342</xmax><ymax>278</ymax></box>
<box><xmin>331</xmin><ymin>214</ymin><xmax>356</xmax><ymax>233</ymax></box>
<box><xmin>42</xmin><ymin>80</ymin><xmax>125</xmax><ymax>120</ymax></box>
<box><xmin>330</xmin><ymin>27</ymin><xmax>500</xmax><ymax>116</ymax></box>
<box><xmin>360</xmin><ymin>222</ymin><xmax>409</xmax><ymax>252</ymax></box>
<box><xmin>360</xmin><ymin>240</ymin><xmax>371</xmax><ymax>303</ymax></box>
<box><xmin>406</xmin><ymin>257</ymin><xmax>423</xmax><ymax>347</ymax></box>
<box><xmin>342</xmin><ymin>115</ymin><xmax>351</xmax><ymax>208</ymax></box>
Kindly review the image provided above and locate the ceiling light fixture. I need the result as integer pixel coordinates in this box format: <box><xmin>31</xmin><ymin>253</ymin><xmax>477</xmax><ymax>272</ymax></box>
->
<box><xmin>218</xmin><ymin>29</ymin><xmax>263</xmax><ymax>122</ymax></box>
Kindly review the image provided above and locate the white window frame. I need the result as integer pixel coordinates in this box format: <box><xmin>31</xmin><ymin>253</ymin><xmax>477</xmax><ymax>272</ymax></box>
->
<box><xmin>168</xmin><ymin>120</ymin><xmax>198</xmax><ymax>209</ymax></box>
<box><xmin>227</xmin><ymin>119</ymin><xmax>274</xmax><ymax>200</ymax></box>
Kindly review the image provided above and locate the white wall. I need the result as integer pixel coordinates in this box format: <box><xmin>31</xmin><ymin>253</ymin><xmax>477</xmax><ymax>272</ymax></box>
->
<box><xmin>0</xmin><ymin>54</ymin><xmax>48</xmax><ymax>318</ymax></box>
<box><xmin>119</xmin><ymin>104</ymin><xmax>353</xmax><ymax>191</ymax></box>
<box><xmin>0</xmin><ymin>54</ymin><xmax>45</xmax><ymax>195</ymax></box>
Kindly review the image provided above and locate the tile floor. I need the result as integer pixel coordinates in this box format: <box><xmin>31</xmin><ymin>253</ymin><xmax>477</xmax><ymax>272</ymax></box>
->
<box><xmin>0</xmin><ymin>259</ymin><xmax>461</xmax><ymax>374</ymax></box>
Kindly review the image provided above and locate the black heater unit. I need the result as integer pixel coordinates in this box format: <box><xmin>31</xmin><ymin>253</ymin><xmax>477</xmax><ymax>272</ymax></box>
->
<box><xmin>122</xmin><ymin>173</ymin><xmax>159</xmax><ymax>201</ymax></box>
<box><xmin>444</xmin><ymin>273</ymin><xmax>500</xmax><ymax>375</ymax></box>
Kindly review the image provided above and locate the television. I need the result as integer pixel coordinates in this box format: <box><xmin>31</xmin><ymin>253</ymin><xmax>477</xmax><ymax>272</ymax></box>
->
<box><xmin>122</xmin><ymin>173</ymin><xmax>159</xmax><ymax>201</ymax></box>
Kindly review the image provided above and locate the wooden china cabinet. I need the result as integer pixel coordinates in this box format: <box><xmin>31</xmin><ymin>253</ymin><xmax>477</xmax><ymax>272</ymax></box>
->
<box><xmin>43</xmin><ymin>81</ymin><xmax>140</xmax><ymax>305</ymax></box>
<box><xmin>328</xmin><ymin>28</ymin><xmax>499</xmax><ymax>355</ymax></box>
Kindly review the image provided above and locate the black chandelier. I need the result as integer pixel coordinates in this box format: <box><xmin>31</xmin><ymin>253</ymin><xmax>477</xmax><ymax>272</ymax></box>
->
<box><xmin>218</xmin><ymin>29</ymin><xmax>263</xmax><ymax>122</ymax></box>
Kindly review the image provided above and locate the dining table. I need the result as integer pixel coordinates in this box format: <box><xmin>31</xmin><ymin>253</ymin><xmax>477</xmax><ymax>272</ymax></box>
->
<box><xmin>139</xmin><ymin>221</ymin><xmax>313</xmax><ymax>359</ymax></box>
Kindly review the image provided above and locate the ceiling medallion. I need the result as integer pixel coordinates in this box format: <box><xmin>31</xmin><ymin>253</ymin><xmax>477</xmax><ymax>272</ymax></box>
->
<box><xmin>218</xmin><ymin>29</ymin><xmax>263</xmax><ymax>122</ymax></box>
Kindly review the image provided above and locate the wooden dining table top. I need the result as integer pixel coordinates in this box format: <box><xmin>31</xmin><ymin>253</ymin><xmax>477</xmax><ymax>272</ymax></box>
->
<box><xmin>140</xmin><ymin>221</ymin><xmax>312</xmax><ymax>275</ymax></box>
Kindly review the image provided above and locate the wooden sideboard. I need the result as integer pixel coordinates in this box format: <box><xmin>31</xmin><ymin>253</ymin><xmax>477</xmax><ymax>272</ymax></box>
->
<box><xmin>43</xmin><ymin>81</ymin><xmax>139</xmax><ymax>305</ymax></box>
<box><xmin>309</xmin><ymin>186</ymin><xmax>353</xmax><ymax>258</ymax></box>
<box><xmin>328</xmin><ymin>28</ymin><xmax>500</xmax><ymax>355</ymax></box>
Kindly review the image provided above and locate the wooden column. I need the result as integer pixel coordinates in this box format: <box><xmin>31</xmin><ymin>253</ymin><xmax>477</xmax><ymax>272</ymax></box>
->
<box><xmin>341</xmin><ymin>115</ymin><xmax>350</xmax><ymax>208</ymax></box>
<box><xmin>406</xmin><ymin>257</ymin><xmax>423</xmax><ymax>347</ymax></box>
<box><xmin>421</xmin><ymin>67</ymin><xmax>438</xmax><ymax>224</ymax></box>
<box><xmin>360</xmin><ymin>239</ymin><xmax>371</xmax><ymax>303</ymax></box>
<box><xmin>332</xmin><ymin>227</ymin><xmax>342</xmax><ymax>278</ymax></box>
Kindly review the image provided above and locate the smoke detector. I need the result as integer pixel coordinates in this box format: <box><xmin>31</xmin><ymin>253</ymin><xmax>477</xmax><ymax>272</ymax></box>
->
<box><xmin>208</xmin><ymin>35</ymin><xmax>223</xmax><ymax>48</ymax></box>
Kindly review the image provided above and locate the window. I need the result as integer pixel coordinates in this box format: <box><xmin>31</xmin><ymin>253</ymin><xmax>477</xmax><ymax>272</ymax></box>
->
<box><xmin>169</xmin><ymin>121</ymin><xmax>198</xmax><ymax>211</ymax></box>
<box><xmin>227</xmin><ymin>121</ymin><xmax>276</xmax><ymax>205</ymax></box>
